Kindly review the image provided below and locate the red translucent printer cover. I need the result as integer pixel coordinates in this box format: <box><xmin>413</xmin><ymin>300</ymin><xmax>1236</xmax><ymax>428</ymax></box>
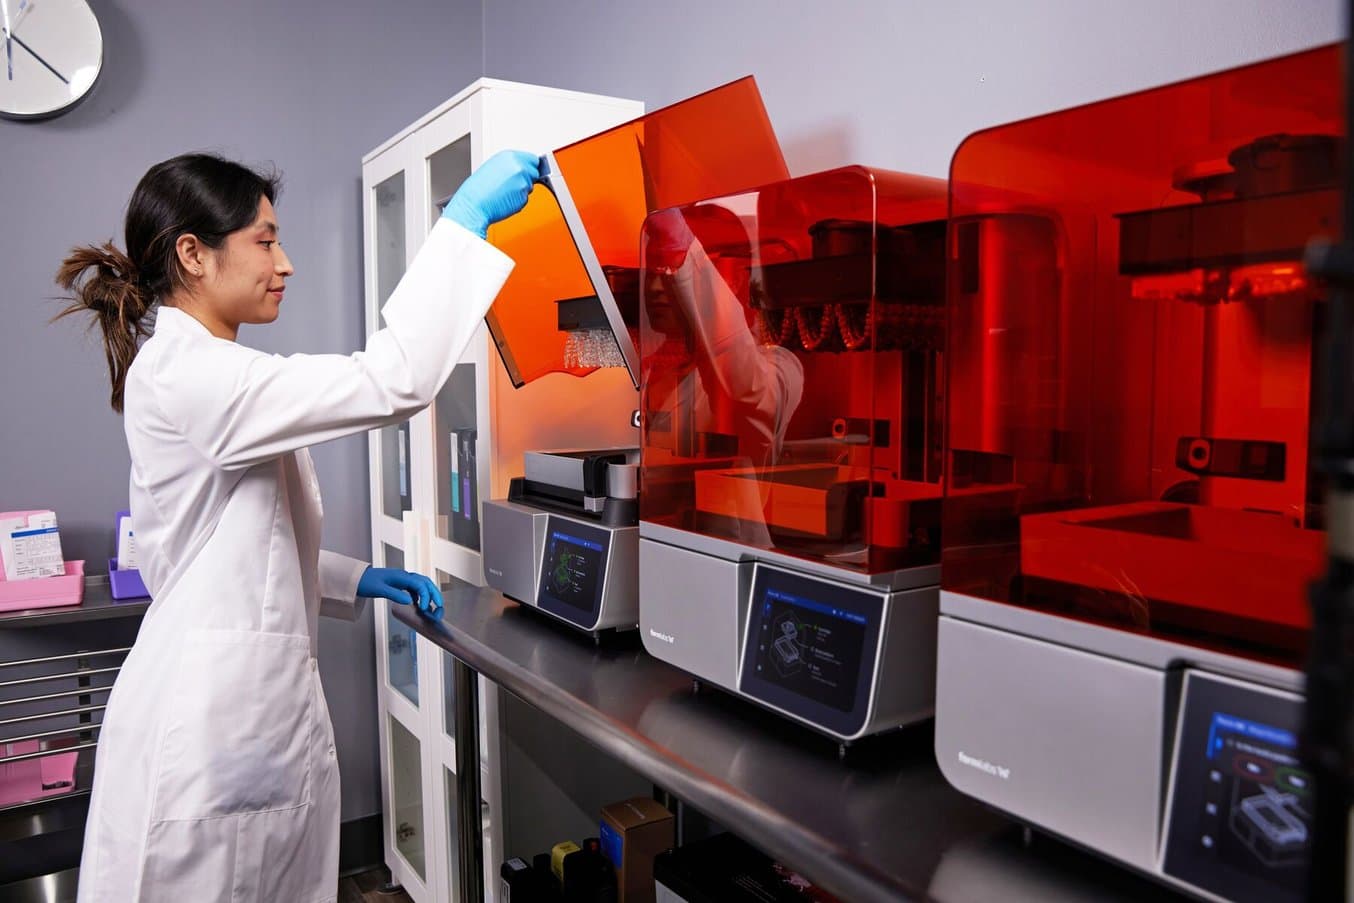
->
<box><xmin>941</xmin><ymin>44</ymin><xmax>1341</xmax><ymax>666</ymax></box>
<box><xmin>639</xmin><ymin>166</ymin><xmax>949</xmax><ymax>575</ymax></box>
<box><xmin>486</xmin><ymin>78</ymin><xmax>787</xmax><ymax>388</ymax></box>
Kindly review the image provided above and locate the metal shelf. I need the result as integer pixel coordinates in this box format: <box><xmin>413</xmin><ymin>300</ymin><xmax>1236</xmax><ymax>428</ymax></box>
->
<box><xmin>0</xmin><ymin>578</ymin><xmax>149</xmax><ymax>628</ymax></box>
<box><xmin>394</xmin><ymin>582</ymin><xmax>1191</xmax><ymax>903</ymax></box>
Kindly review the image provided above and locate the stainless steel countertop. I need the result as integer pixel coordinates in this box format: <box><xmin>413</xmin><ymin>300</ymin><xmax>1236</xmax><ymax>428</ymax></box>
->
<box><xmin>394</xmin><ymin>583</ymin><xmax>1188</xmax><ymax>903</ymax></box>
<box><xmin>0</xmin><ymin>578</ymin><xmax>149</xmax><ymax>628</ymax></box>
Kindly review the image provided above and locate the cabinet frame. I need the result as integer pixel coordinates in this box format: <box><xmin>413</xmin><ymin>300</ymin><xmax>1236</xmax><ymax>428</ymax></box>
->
<box><xmin>363</xmin><ymin>79</ymin><xmax>643</xmax><ymax>903</ymax></box>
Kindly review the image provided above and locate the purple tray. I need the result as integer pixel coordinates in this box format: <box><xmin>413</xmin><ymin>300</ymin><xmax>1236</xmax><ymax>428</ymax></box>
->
<box><xmin>108</xmin><ymin>559</ymin><xmax>150</xmax><ymax>600</ymax></box>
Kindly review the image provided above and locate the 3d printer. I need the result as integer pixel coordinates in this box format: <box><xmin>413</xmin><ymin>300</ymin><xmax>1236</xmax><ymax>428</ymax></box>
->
<box><xmin>934</xmin><ymin>45</ymin><xmax>1338</xmax><ymax>902</ymax></box>
<box><xmin>480</xmin><ymin>79</ymin><xmax>786</xmax><ymax>635</ymax></box>
<box><xmin>638</xmin><ymin>165</ymin><xmax>950</xmax><ymax>744</ymax></box>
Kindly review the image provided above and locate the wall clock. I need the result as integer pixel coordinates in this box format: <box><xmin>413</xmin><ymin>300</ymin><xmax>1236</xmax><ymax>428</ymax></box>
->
<box><xmin>0</xmin><ymin>0</ymin><xmax>102</xmax><ymax>120</ymax></box>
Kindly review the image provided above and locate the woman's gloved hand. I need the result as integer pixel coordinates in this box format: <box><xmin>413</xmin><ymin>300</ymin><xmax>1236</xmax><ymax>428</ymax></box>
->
<box><xmin>442</xmin><ymin>149</ymin><xmax>542</xmax><ymax>239</ymax></box>
<box><xmin>357</xmin><ymin>566</ymin><xmax>444</xmax><ymax>620</ymax></box>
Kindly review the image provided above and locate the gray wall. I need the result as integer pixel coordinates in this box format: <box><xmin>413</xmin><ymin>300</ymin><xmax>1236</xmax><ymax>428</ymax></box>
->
<box><xmin>482</xmin><ymin>0</ymin><xmax>1342</xmax><ymax>179</ymax></box>
<box><xmin>0</xmin><ymin>0</ymin><xmax>482</xmax><ymax>822</ymax></box>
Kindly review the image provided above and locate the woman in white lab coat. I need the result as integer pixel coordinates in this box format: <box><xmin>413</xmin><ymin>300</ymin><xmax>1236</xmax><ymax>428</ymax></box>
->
<box><xmin>55</xmin><ymin>149</ymin><xmax>539</xmax><ymax>902</ymax></box>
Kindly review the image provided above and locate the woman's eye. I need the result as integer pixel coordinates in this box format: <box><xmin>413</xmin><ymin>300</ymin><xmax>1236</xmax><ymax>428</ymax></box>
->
<box><xmin>260</xmin><ymin>241</ymin><xmax>275</xmax><ymax>250</ymax></box>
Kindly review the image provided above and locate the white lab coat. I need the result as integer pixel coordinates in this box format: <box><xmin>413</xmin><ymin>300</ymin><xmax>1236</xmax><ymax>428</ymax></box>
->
<box><xmin>76</xmin><ymin>219</ymin><xmax>513</xmax><ymax>903</ymax></box>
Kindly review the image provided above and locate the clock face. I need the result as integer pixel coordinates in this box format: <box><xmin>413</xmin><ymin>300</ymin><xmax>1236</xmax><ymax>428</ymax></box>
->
<box><xmin>0</xmin><ymin>0</ymin><xmax>102</xmax><ymax>120</ymax></box>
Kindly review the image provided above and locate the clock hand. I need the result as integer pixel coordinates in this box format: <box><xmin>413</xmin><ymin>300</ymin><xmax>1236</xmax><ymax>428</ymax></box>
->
<box><xmin>1</xmin><ymin>0</ymin><xmax>12</xmax><ymax>81</ymax></box>
<box><xmin>9</xmin><ymin>31</ymin><xmax>67</xmax><ymax>85</ymax></box>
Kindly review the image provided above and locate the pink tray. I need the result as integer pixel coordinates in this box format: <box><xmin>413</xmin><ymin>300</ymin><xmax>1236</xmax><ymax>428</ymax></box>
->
<box><xmin>0</xmin><ymin>560</ymin><xmax>85</xmax><ymax>612</ymax></box>
<box><xmin>0</xmin><ymin>741</ymin><xmax>79</xmax><ymax>806</ymax></box>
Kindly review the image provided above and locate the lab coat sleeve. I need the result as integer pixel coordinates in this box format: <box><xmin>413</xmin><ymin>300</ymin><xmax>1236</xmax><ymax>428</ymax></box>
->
<box><xmin>153</xmin><ymin>219</ymin><xmax>514</xmax><ymax>471</ymax></box>
<box><xmin>318</xmin><ymin>549</ymin><xmax>370</xmax><ymax>621</ymax></box>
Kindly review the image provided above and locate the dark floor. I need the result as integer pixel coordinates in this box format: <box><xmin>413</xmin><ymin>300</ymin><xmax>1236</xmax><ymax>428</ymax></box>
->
<box><xmin>338</xmin><ymin>866</ymin><xmax>414</xmax><ymax>903</ymax></box>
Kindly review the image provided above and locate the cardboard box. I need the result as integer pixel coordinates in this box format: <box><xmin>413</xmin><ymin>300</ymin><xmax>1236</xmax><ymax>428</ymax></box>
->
<box><xmin>599</xmin><ymin>797</ymin><xmax>674</xmax><ymax>903</ymax></box>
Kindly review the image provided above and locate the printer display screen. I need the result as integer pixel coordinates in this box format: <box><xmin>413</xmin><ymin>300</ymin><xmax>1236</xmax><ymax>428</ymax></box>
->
<box><xmin>738</xmin><ymin>565</ymin><xmax>883</xmax><ymax>736</ymax></box>
<box><xmin>535</xmin><ymin>517</ymin><xmax>612</xmax><ymax>627</ymax></box>
<box><xmin>748</xmin><ymin>586</ymin><xmax>869</xmax><ymax>713</ymax></box>
<box><xmin>1164</xmin><ymin>673</ymin><xmax>1309</xmax><ymax>902</ymax></box>
<box><xmin>542</xmin><ymin>529</ymin><xmax>605</xmax><ymax>613</ymax></box>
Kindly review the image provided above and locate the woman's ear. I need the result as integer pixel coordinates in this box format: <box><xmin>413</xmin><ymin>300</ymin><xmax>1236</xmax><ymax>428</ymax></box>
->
<box><xmin>175</xmin><ymin>233</ymin><xmax>206</xmax><ymax>279</ymax></box>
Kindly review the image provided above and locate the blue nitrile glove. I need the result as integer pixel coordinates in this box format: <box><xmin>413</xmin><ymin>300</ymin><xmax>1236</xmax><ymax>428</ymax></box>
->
<box><xmin>357</xmin><ymin>567</ymin><xmax>444</xmax><ymax>620</ymax></box>
<box><xmin>442</xmin><ymin>149</ymin><xmax>542</xmax><ymax>239</ymax></box>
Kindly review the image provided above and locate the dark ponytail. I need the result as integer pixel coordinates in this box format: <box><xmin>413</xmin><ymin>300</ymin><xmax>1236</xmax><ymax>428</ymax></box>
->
<box><xmin>55</xmin><ymin>243</ymin><xmax>151</xmax><ymax>413</ymax></box>
<box><xmin>55</xmin><ymin>153</ymin><xmax>281</xmax><ymax>413</ymax></box>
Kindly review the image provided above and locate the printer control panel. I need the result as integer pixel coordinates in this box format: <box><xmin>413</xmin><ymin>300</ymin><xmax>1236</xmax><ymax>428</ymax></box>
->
<box><xmin>535</xmin><ymin>516</ymin><xmax>612</xmax><ymax>630</ymax></box>
<box><xmin>737</xmin><ymin>564</ymin><xmax>884</xmax><ymax>737</ymax></box>
<box><xmin>1163</xmin><ymin>671</ymin><xmax>1310</xmax><ymax>902</ymax></box>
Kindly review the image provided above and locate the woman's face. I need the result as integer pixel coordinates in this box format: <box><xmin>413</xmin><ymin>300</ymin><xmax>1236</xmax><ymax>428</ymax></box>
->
<box><xmin>199</xmin><ymin>195</ymin><xmax>293</xmax><ymax>329</ymax></box>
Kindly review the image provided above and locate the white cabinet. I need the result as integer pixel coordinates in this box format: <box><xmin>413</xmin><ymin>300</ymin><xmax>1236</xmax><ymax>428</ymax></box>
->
<box><xmin>362</xmin><ymin>80</ymin><xmax>643</xmax><ymax>903</ymax></box>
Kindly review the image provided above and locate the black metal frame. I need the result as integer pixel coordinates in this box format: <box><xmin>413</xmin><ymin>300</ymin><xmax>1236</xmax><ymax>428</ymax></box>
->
<box><xmin>453</xmin><ymin>658</ymin><xmax>484</xmax><ymax>903</ymax></box>
<box><xmin>1301</xmin><ymin>7</ymin><xmax>1354</xmax><ymax>899</ymax></box>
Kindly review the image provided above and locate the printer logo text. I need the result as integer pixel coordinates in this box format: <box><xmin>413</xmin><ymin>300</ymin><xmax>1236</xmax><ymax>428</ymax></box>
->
<box><xmin>957</xmin><ymin>750</ymin><xmax>1011</xmax><ymax>780</ymax></box>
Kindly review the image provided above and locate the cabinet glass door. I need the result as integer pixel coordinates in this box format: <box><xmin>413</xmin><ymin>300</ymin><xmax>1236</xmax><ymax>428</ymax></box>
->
<box><xmin>382</xmin><ymin>544</ymin><xmax>419</xmax><ymax>707</ymax></box>
<box><xmin>420</xmin><ymin>117</ymin><xmax>491</xmax><ymax>585</ymax></box>
<box><xmin>390</xmin><ymin>717</ymin><xmax>428</xmax><ymax>881</ymax></box>
<box><xmin>428</xmin><ymin>135</ymin><xmax>479</xmax><ymax>554</ymax></box>
<box><xmin>373</xmin><ymin>171</ymin><xmax>414</xmax><ymax>522</ymax></box>
<box><xmin>428</xmin><ymin>135</ymin><xmax>472</xmax><ymax>224</ymax></box>
<box><xmin>387</xmin><ymin>606</ymin><xmax>419</xmax><ymax>707</ymax></box>
<box><xmin>434</xmin><ymin>364</ymin><xmax>479</xmax><ymax>553</ymax></box>
<box><xmin>435</xmin><ymin>570</ymin><xmax>460</xmax><ymax>748</ymax></box>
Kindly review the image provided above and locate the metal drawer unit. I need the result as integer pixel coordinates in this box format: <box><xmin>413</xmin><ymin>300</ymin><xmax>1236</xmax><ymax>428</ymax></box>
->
<box><xmin>0</xmin><ymin>579</ymin><xmax>147</xmax><ymax>902</ymax></box>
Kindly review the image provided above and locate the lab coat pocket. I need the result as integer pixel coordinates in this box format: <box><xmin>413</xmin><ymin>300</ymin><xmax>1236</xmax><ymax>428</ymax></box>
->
<box><xmin>152</xmin><ymin>629</ymin><xmax>314</xmax><ymax>822</ymax></box>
